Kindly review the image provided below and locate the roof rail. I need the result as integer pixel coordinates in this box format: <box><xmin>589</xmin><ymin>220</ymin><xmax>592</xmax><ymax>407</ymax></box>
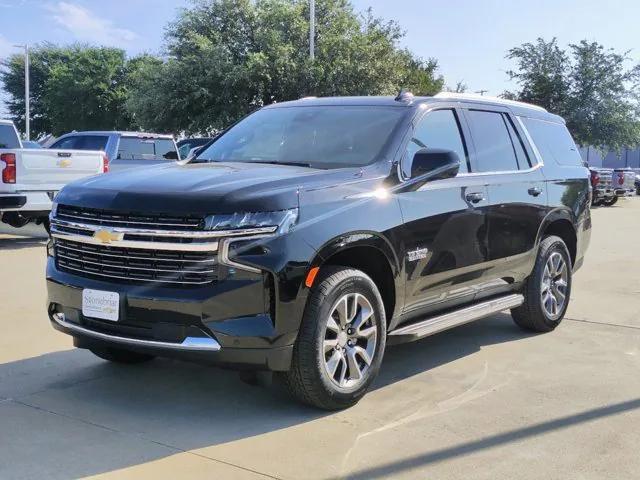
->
<box><xmin>433</xmin><ymin>92</ymin><xmax>547</xmax><ymax>112</ymax></box>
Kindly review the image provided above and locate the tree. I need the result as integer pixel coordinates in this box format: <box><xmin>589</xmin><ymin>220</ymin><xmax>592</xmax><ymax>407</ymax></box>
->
<box><xmin>0</xmin><ymin>44</ymin><xmax>136</xmax><ymax>137</ymax></box>
<box><xmin>566</xmin><ymin>41</ymin><xmax>640</xmax><ymax>150</ymax></box>
<box><xmin>127</xmin><ymin>0</ymin><xmax>444</xmax><ymax>134</ymax></box>
<box><xmin>505</xmin><ymin>38</ymin><xmax>640</xmax><ymax>150</ymax></box>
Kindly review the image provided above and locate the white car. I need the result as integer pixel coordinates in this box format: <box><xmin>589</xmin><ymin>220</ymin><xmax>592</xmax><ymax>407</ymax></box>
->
<box><xmin>0</xmin><ymin>120</ymin><xmax>107</xmax><ymax>232</ymax></box>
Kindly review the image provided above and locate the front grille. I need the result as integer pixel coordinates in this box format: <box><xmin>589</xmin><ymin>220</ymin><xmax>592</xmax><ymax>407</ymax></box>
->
<box><xmin>56</xmin><ymin>204</ymin><xmax>204</xmax><ymax>231</ymax></box>
<box><xmin>55</xmin><ymin>238</ymin><xmax>218</xmax><ymax>285</ymax></box>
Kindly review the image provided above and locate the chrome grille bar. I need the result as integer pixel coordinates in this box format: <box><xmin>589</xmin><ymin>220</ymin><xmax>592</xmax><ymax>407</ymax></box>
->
<box><xmin>51</xmin><ymin>228</ymin><xmax>220</xmax><ymax>252</ymax></box>
<box><xmin>51</xmin><ymin>218</ymin><xmax>276</xmax><ymax>239</ymax></box>
<box><xmin>55</xmin><ymin>242</ymin><xmax>216</xmax><ymax>263</ymax></box>
<box><xmin>57</xmin><ymin>263</ymin><xmax>214</xmax><ymax>285</ymax></box>
<box><xmin>56</xmin><ymin>253</ymin><xmax>216</xmax><ymax>274</ymax></box>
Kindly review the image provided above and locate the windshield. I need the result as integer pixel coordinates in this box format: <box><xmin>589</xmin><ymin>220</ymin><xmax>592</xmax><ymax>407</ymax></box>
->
<box><xmin>195</xmin><ymin>106</ymin><xmax>406</xmax><ymax>169</ymax></box>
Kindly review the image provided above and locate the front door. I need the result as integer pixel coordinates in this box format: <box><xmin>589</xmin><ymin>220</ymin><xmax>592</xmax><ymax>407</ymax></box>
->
<box><xmin>397</xmin><ymin>108</ymin><xmax>490</xmax><ymax>323</ymax></box>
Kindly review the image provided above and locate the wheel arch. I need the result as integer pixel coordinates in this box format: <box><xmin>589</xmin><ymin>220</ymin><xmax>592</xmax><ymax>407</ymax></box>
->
<box><xmin>537</xmin><ymin>209</ymin><xmax>577</xmax><ymax>267</ymax></box>
<box><xmin>308</xmin><ymin>232</ymin><xmax>403</xmax><ymax>325</ymax></box>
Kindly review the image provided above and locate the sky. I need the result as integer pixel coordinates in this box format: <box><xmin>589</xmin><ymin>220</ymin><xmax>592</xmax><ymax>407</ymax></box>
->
<box><xmin>1</xmin><ymin>0</ymin><xmax>640</xmax><ymax>116</ymax></box>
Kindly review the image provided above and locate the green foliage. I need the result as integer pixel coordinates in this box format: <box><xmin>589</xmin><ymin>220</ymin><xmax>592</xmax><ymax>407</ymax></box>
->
<box><xmin>128</xmin><ymin>0</ymin><xmax>444</xmax><ymax>134</ymax></box>
<box><xmin>506</xmin><ymin>38</ymin><xmax>640</xmax><ymax>150</ymax></box>
<box><xmin>0</xmin><ymin>44</ymin><xmax>138</xmax><ymax>137</ymax></box>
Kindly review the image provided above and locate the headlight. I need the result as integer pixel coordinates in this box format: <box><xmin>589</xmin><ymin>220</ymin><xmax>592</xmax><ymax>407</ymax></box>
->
<box><xmin>204</xmin><ymin>208</ymin><xmax>298</xmax><ymax>234</ymax></box>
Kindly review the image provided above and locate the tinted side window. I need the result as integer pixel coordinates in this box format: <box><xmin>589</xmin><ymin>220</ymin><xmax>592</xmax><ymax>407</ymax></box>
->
<box><xmin>521</xmin><ymin>117</ymin><xmax>582</xmax><ymax>166</ymax></box>
<box><xmin>80</xmin><ymin>136</ymin><xmax>109</xmax><ymax>150</ymax></box>
<box><xmin>51</xmin><ymin>135</ymin><xmax>108</xmax><ymax>150</ymax></box>
<box><xmin>0</xmin><ymin>125</ymin><xmax>20</xmax><ymax>149</ymax></box>
<box><xmin>155</xmin><ymin>139</ymin><xmax>178</xmax><ymax>159</ymax></box>
<box><xmin>404</xmin><ymin>109</ymin><xmax>468</xmax><ymax>177</ymax></box>
<box><xmin>466</xmin><ymin>110</ymin><xmax>520</xmax><ymax>172</ymax></box>
<box><xmin>51</xmin><ymin>137</ymin><xmax>81</xmax><ymax>149</ymax></box>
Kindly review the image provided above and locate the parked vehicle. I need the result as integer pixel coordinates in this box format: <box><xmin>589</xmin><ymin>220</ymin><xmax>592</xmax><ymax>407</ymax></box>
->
<box><xmin>1</xmin><ymin>120</ymin><xmax>107</xmax><ymax>232</ymax></box>
<box><xmin>46</xmin><ymin>92</ymin><xmax>591</xmax><ymax>409</ymax></box>
<box><xmin>589</xmin><ymin>167</ymin><xmax>615</xmax><ymax>206</ymax></box>
<box><xmin>612</xmin><ymin>168</ymin><xmax>636</xmax><ymax>198</ymax></box>
<box><xmin>22</xmin><ymin>141</ymin><xmax>42</xmax><ymax>149</ymax></box>
<box><xmin>177</xmin><ymin>137</ymin><xmax>214</xmax><ymax>160</ymax></box>
<box><xmin>49</xmin><ymin>131</ymin><xmax>179</xmax><ymax>171</ymax></box>
<box><xmin>635</xmin><ymin>173</ymin><xmax>640</xmax><ymax>195</ymax></box>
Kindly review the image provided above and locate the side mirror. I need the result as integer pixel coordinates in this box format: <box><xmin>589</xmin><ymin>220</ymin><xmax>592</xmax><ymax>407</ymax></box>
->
<box><xmin>163</xmin><ymin>150</ymin><xmax>179</xmax><ymax>161</ymax></box>
<box><xmin>411</xmin><ymin>148</ymin><xmax>460</xmax><ymax>181</ymax></box>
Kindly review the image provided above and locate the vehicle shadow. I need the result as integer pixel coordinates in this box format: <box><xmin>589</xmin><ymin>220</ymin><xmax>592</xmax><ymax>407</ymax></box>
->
<box><xmin>0</xmin><ymin>314</ymin><xmax>536</xmax><ymax>479</ymax></box>
<box><xmin>0</xmin><ymin>237</ymin><xmax>46</xmax><ymax>250</ymax></box>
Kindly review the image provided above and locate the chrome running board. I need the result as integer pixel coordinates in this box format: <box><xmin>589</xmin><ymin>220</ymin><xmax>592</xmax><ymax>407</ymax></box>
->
<box><xmin>389</xmin><ymin>293</ymin><xmax>524</xmax><ymax>343</ymax></box>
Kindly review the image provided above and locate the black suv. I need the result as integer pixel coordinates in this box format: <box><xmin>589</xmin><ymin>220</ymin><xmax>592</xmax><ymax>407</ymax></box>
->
<box><xmin>47</xmin><ymin>92</ymin><xmax>591</xmax><ymax>410</ymax></box>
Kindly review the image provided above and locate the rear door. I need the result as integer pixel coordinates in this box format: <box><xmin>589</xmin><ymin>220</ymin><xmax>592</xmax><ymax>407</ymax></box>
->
<box><xmin>397</xmin><ymin>107</ymin><xmax>490</xmax><ymax>321</ymax></box>
<box><xmin>462</xmin><ymin>107</ymin><xmax>547</xmax><ymax>300</ymax></box>
<box><xmin>111</xmin><ymin>136</ymin><xmax>178</xmax><ymax>171</ymax></box>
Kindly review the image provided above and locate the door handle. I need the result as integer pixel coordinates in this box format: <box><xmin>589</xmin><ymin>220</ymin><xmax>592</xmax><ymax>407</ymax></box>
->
<box><xmin>465</xmin><ymin>192</ymin><xmax>485</xmax><ymax>204</ymax></box>
<box><xmin>528</xmin><ymin>187</ymin><xmax>542</xmax><ymax>197</ymax></box>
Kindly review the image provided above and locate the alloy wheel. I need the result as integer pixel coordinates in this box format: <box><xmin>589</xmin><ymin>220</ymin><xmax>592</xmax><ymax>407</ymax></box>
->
<box><xmin>541</xmin><ymin>252</ymin><xmax>568</xmax><ymax>320</ymax></box>
<box><xmin>322</xmin><ymin>293</ymin><xmax>378</xmax><ymax>389</ymax></box>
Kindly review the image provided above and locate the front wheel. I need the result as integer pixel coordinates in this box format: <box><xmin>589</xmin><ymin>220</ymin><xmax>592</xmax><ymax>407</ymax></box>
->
<box><xmin>603</xmin><ymin>196</ymin><xmax>618</xmax><ymax>206</ymax></box>
<box><xmin>511</xmin><ymin>235</ymin><xmax>572</xmax><ymax>332</ymax></box>
<box><xmin>282</xmin><ymin>266</ymin><xmax>387</xmax><ymax>410</ymax></box>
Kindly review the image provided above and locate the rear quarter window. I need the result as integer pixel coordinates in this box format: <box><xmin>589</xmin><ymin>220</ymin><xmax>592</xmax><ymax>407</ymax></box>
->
<box><xmin>521</xmin><ymin>117</ymin><xmax>582</xmax><ymax>166</ymax></box>
<box><xmin>0</xmin><ymin>124</ymin><xmax>20</xmax><ymax>149</ymax></box>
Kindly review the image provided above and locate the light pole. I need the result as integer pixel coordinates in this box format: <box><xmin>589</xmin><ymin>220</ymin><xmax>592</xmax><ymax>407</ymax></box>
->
<box><xmin>13</xmin><ymin>44</ymin><xmax>30</xmax><ymax>141</ymax></box>
<box><xmin>309</xmin><ymin>0</ymin><xmax>315</xmax><ymax>61</ymax></box>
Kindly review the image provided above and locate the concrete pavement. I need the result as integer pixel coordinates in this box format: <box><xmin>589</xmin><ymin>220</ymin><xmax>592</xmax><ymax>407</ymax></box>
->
<box><xmin>0</xmin><ymin>199</ymin><xmax>639</xmax><ymax>479</ymax></box>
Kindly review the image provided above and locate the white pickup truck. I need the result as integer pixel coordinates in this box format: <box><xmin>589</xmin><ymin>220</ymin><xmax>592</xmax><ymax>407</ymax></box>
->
<box><xmin>0</xmin><ymin>120</ymin><xmax>107</xmax><ymax>232</ymax></box>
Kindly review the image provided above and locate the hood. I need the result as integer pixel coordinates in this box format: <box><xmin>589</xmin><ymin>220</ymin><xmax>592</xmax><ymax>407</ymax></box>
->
<box><xmin>56</xmin><ymin>161</ymin><xmax>363</xmax><ymax>215</ymax></box>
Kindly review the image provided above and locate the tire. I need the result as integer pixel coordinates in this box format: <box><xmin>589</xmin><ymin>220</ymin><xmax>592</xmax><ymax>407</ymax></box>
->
<box><xmin>282</xmin><ymin>266</ymin><xmax>387</xmax><ymax>410</ymax></box>
<box><xmin>511</xmin><ymin>235</ymin><xmax>572</xmax><ymax>333</ymax></box>
<box><xmin>603</xmin><ymin>196</ymin><xmax>618</xmax><ymax>206</ymax></box>
<box><xmin>41</xmin><ymin>217</ymin><xmax>51</xmax><ymax>235</ymax></box>
<box><xmin>591</xmin><ymin>198</ymin><xmax>602</xmax><ymax>207</ymax></box>
<box><xmin>90</xmin><ymin>347</ymin><xmax>155</xmax><ymax>364</ymax></box>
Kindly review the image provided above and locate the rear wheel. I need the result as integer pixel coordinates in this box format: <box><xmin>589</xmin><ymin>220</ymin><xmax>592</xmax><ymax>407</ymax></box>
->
<box><xmin>283</xmin><ymin>266</ymin><xmax>386</xmax><ymax>410</ymax></box>
<box><xmin>511</xmin><ymin>235</ymin><xmax>572</xmax><ymax>332</ymax></box>
<box><xmin>90</xmin><ymin>347</ymin><xmax>155</xmax><ymax>364</ymax></box>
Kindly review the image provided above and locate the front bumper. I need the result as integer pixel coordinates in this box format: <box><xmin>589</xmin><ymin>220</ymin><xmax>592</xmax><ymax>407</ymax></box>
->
<box><xmin>47</xmin><ymin>260</ymin><xmax>295</xmax><ymax>371</ymax></box>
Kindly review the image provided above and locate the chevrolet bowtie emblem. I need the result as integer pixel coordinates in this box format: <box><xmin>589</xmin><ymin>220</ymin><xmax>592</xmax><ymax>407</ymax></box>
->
<box><xmin>93</xmin><ymin>229</ymin><xmax>124</xmax><ymax>244</ymax></box>
<box><xmin>59</xmin><ymin>159</ymin><xmax>72</xmax><ymax>168</ymax></box>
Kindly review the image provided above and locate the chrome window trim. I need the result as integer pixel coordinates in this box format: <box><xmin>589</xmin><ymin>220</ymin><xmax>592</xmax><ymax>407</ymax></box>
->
<box><xmin>51</xmin><ymin>313</ymin><xmax>221</xmax><ymax>351</ymax></box>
